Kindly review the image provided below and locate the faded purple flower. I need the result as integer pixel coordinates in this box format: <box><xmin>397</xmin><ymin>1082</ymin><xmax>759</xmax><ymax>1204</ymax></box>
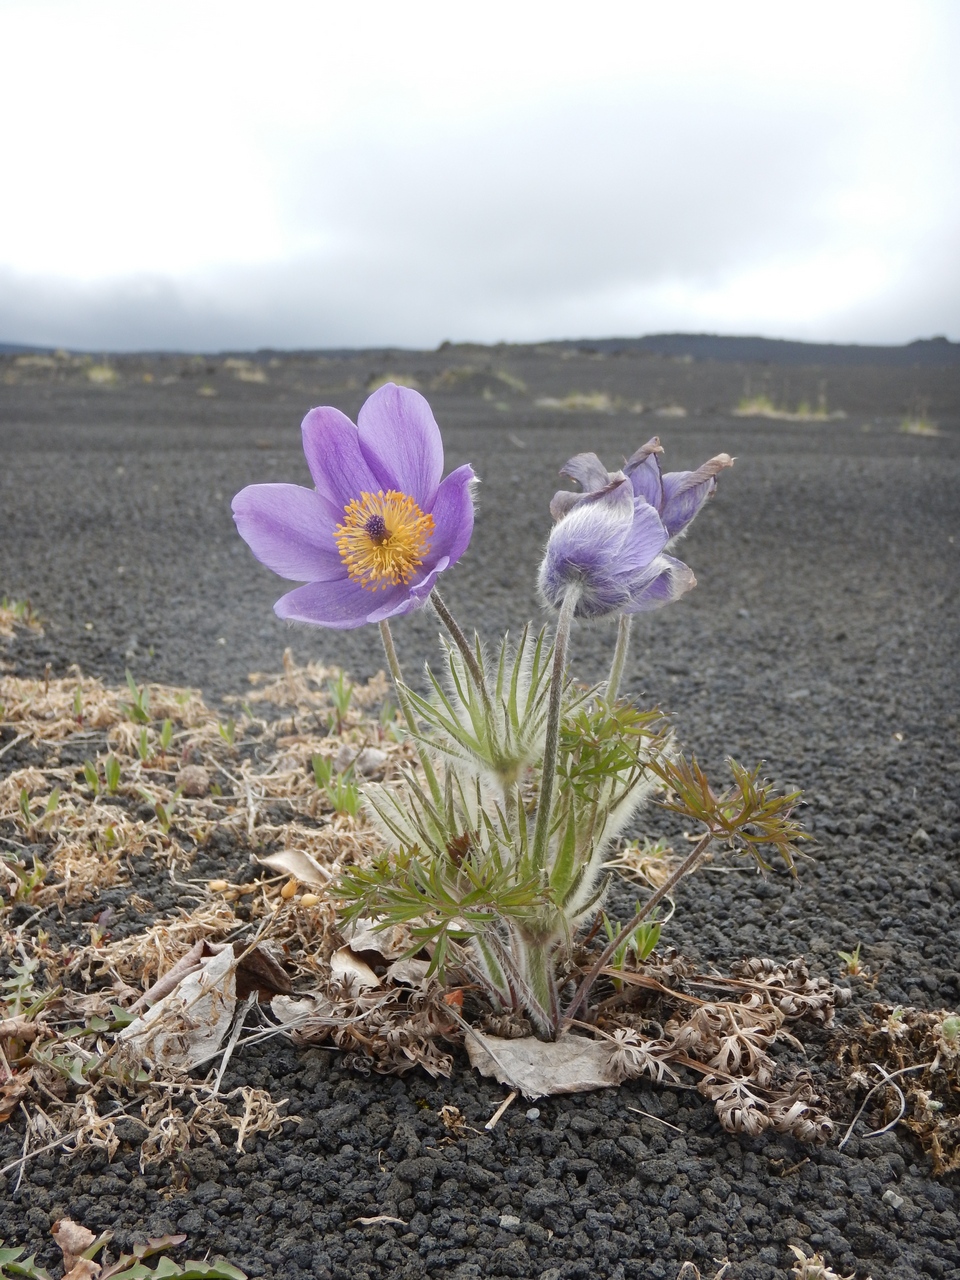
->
<box><xmin>538</xmin><ymin>472</ymin><xmax>696</xmax><ymax>620</ymax></box>
<box><xmin>232</xmin><ymin>384</ymin><xmax>476</xmax><ymax>629</ymax></box>
<box><xmin>550</xmin><ymin>436</ymin><xmax>733</xmax><ymax>541</ymax></box>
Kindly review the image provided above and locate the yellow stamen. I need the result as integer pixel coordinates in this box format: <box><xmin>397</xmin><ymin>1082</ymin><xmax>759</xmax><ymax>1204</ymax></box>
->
<box><xmin>334</xmin><ymin>490</ymin><xmax>435</xmax><ymax>590</ymax></box>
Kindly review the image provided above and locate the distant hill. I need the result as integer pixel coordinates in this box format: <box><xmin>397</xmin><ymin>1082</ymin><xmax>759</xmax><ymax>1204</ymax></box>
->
<box><xmin>556</xmin><ymin>333</ymin><xmax>960</xmax><ymax>367</ymax></box>
<box><xmin>3</xmin><ymin>333</ymin><xmax>959</xmax><ymax>367</ymax></box>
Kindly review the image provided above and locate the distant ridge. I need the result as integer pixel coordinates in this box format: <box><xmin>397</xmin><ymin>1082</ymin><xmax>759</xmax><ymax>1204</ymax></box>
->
<box><xmin>3</xmin><ymin>333</ymin><xmax>959</xmax><ymax>367</ymax></box>
<box><xmin>558</xmin><ymin>333</ymin><xmax>960</xmax><ymax>368</ymax></box>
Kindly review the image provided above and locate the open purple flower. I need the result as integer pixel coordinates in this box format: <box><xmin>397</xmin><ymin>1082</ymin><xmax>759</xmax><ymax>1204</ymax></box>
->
<box><xmin>550</xmin><ymin>436</ymin><xmax>733</xmax><ymax>542</ymax></box>
<box><xmin>538</xmin><ymin>472</ymin><xmax>696</xmax><ymax>620</ymax></box>
<box><xmin>232</xmin><ymin>384</ymin><xmax>476</xmax><ymax>629</ymax></box>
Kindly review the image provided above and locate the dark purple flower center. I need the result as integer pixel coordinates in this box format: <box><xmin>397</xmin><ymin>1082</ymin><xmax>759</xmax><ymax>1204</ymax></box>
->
<box><xmin>364</xmin><ymin>513</ymin><xmax>388</xmax><ymax>543</ymax></box>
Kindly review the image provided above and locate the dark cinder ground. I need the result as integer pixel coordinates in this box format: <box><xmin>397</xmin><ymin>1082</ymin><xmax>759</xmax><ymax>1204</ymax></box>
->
<box><xmin>1</xmin><ymin>343</ymin><xmax>959</xmax><ymax>1280</ymax></box>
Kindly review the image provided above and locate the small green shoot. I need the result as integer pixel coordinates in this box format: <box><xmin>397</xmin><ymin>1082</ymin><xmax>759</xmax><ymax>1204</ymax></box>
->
<box><xmin>137</xmin><ymin>726</ymin><xmax>151</xmax><ymax>762</ymax></box>
<box><xmin>139</xmin><ymin>787</ymin><xmax>181</xmax><ymax>835</ymax></box>
<box><xmin>327</xmin><ymin>771</ymin><xmax>360</xmax><ymax>818</ymax></box>
<box><xmin>327</xmin><ymin>670</ymin><xmax>353</xmax><ymax>733</ymax></box>
<box><xmin>104</xmin><ymin>754</ymin><xmax>121</xmax><ymax>793</ymax></box>
<box><xmin>379</xmin><ymin>697</ymin><xmax>402</xmax><ymax>742</ymax></box>
<box><xmin>17</xmin><ymin>787</ymin><xmax>60</xmax><ymax>836</ymax></box>
<box><xmin>837</xmin><ymin>941</ymin><xmax>865</xmax><ymax>977</ymax></box>
<box><xmin>219</xmin><ymin>717</ymin><xmax>236</xmax><ymax>746</ymax></box>
<box><xmin>0</xmin><ymin>595</ymin><xmax>41</xmax><ymax>629</ymax></box>
<box><xmin>83</xmin><ymin>760</ymin><xmax>101</xmax><ymax>794</ymax></box>
<box><xmin>2</xmin><ymin>851</ymin><xmax>47</xmax><ymax>902</ymax></box>
<box><xmin>122</xmin><ymin>669</ymin><xmax>151</xmax><ymax>724</ymax></box>
<box><xmin>312</xmin><ymin>753</ymin><xmax>360</xmax><ymax>817</ymax></box>
<box><xmin>312</xmin><ymin>753</ymin><xmax>333</xmax><ymax>789</ymax></box>
<box><xmin>602</xmin><ymin>907</ymin><xmax>661</xmax><ymax>988</ymax></box>
<box><xmin>159</xmin><ymin>718</ymin><xmax>174</xmax><ymax>752</ymax></box>
<box><xmin>73</xmin><ymin>685</ymin><xmax>84</xmax><ymax>720</ymax></box>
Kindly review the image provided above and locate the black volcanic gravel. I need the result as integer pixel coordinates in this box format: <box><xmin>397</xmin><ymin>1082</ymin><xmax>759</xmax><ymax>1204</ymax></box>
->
<box><xmin>1</xmin><ymin>347</ymin><xmax>959</xmax><ymax>1280</ymax></box>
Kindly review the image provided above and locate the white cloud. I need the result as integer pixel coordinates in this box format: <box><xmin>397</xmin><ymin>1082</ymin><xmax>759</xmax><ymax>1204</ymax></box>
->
<box><xmin>0</xmin><ymin>0</ymin><xmax>957</xmax><ymax>347</ymax></box>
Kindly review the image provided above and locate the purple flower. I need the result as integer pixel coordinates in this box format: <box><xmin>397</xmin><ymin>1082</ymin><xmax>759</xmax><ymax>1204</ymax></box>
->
<box><xmin>550</xmin><ymin>436</ymin><xmax>733</xmax><ymax>541</ymax></box>
<box><xmin>538</xmin><ymin>472</ymin><xmax>697</xmax><ymax>620</ymax></box>
<box><xmin>232</xmin><ymin>384</ymin><xmax>476</xmax><ymax>629</ymax></box>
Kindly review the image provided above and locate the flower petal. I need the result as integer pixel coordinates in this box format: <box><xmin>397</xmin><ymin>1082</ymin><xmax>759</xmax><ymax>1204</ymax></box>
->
<box><xmin>232</xmin><ymin>484</ymin><xmax>344</xmax><ymax>582</ymax></box>
<box><xmin>274</xmin><ymin>576</ymin><xmax>411</xmax><ymax>630</ymax></box>
<box><xmin>301</xmin><ymin>406</ymin><xmax>380</xmax><ymax>512</ymax></box>
<box><xmin>549</xmin><ymin>489</ymin><xmax>583</xmax><ymax>522</ymax></box>
<box><xmin>559</xmin><ymin>452</ymin><xmax>612</xmax><ymax>494</ymax></box>
<box><xmin>369</xmin><ymin>562</ymin><xmax>448</xmax><ymax>621</ymax></box>
<box><xmin>659</xmin><ymin>454</ymin><xmax>734</xmax><ymax>539</ymax></box>
<box><xmin>622</xmin><ymin>555</ymin><xmax>697</xmax><ymax>613</ymax></box>
<box><xmin>357</xmin><ymin>384</ymin><xmax>444</xmax><ymax>508</ymax></box>
<box><xmin>616</xmin><ymin>500</ymin><xmax>670</xmax><ymax>575</ymax></box>
<box><xmin>423</xmin><ymin>464</ymin><xmax>476</xmax><ymax>570</ymax></box>
<box><xmin>625</xmin><ymin>438</ymin><xmax>665</xmax><ymax>509</ymax></box>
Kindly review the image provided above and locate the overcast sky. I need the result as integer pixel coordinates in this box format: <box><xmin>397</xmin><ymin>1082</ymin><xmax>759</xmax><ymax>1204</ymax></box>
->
<box><xmin>1</xmin><ymin>0</ymin><xmax>958</xmax><ymax>351</ymax></box>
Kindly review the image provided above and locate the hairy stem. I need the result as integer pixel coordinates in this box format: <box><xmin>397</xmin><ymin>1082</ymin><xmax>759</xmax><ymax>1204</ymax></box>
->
<box><xmin>563</xmin><ymin>827</ymin><xmax>715</xmax><ymax>1024</ymax></box>
<box><xmin>520</xmin><ymin>936</ymin><xmax>561</xmax><ymax>1040</ymax></box>
<box><xmin>430</xmin><ymin>590</ymin><xmax>484</xmax><ymax>687</ymax></box>
<box><xmin>429</xmin><ymin>589</ymin><xmax>496</xmax><ymax>719</ymax></box>
<box><xmin>378</xmin><ymin>620</ymin><xmax>442</xmax><ymax>806</ymax></box>
<box><xmin>531</xmin><ymin>585</ymin><xmax>579</xmax><ymax>872</ymax></box>
<box><xmin>606</xmin><ymin>613</ymin><xmax>633</xmax><ymax>704</ymax></box>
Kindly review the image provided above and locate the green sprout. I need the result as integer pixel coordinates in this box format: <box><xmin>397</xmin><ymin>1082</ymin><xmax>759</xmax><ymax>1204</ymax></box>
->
<box><xmin>17</xmin><ymin>786</ymin><xmax>60</xmax><ymax>837</ymax></box>
<box><xmin>137</xmin><ymin>725</ymin><xmax>151</xmax><ymax>762</ymax></box>
<box><xmin>327</xmin><ymin>670</ymin><xmax>353</xmax><ymax>734</ymax></box>
<box><xmin>1</xmin><ymin>852</ymin><xmax>46</xmax><ymax>903</ymax></box>
<box><xmin>312</xmin><ymin>753</ymin><xmax>334</xmax><ymax>790</ymax></box>
<box><xmin>0</xmin><ymin>595</ymin><xmax>41</xmax><ymax>629</ymax></box>
<box><xmin>159</xmin><ymin>718</ymin><xmax>174</xmax><ymax>752</ymax></box>
<box><xmin>73</xmin><ymin>685</ymin><xmax>84</xmax><ymax>721</ymax></box>
<box><xmin>312</xmin><ymin>754</ymin><xmax>360</xmax><ymax>817</ymax></box>
<box><xmin>104</xmin><ymin>754</ymin><xmax>122</xmax><ymax>794</ymax></box>
<box><xmin>837</xmin><ymin>941</ymin><xmax>865</xmax><ymax>977</ymax></box>
<box><xmin>83</xmin><ymin>760</ymin><xmax>101</xmax><ymax>794</ymax></box>
<box><xmin>219</xmin><ymin>717</ymin><xmax>236</xmax><ymax>746</ymax></box>
<box><xmin>601</xmin><ymin>907</ymin><xmax>661</xmax><ymax>989</ymax></box>
<box><xmin>139</xmin><ymin>786</ymin><xmax>181</xmax><ymax>835</ymax></box>
<box><xmin>121</xmin><ymin>669</ymin><xmax>150</xmax><ymax>724</ymax></box>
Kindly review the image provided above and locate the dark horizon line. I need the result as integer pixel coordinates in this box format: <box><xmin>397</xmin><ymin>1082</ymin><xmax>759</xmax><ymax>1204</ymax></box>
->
<box><xmin>1</xmin><ymin>330</ymin><xmax>958</xmax><ymax>368</ymax></box>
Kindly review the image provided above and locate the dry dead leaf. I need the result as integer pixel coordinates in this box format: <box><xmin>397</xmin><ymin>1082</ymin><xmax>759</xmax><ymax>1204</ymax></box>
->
<box><xmin>330</xmin><ymin>946</ymin><xmax>380</xmax><ymax>992</ymax></box>
<box><xmin>119</xmin><ymin>945</ymin><xmax>237</xmax><ymax>1070</ymax></box>
<box><xmin>465</xmin><ymin>1030</ymin><xmax>623</xmax><ymax>1099</ymax></box>
<box><xmin>52</xmin><ymin>1218</ymin><xmax>100</xmax><ymax>1276</ymax></box>
<box><xmin>63</xmin><ymin>1261</ymin><xmax>101</xmax><ymax>1280</ymax></box>
<box><xmin>343</xmin><ymin>916</ymin><xmax>415</xmax><ymax>961</ymax></box>
<box><xmin>258</xmin><ymin>847</ymin><xmax>330</xmax><ymax>888</ymax></box>
<box><xmin>385</xmin><ymin>957</ymin><xmax>431</xmax><ymax>986</ymax></box>
<box><xmin>355</xmin><ymin>1214</ymin><xmax>407</xmax><ymax>1227</ymax></box>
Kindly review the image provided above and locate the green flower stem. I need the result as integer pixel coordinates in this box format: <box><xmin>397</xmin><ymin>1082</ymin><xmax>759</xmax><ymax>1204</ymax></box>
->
<box><xmin>562</xmin><ymin>827</ymin><xmax>715</xmax><ymax>1024</ymax></box>
<box><xmin>606</xmin><ymin>613</ymin><xmax>632</xmax><ymax>704</ymax></box>
<box><xmin>531</xmin><ymin>585</ymin><xmax>579</xmax><ymax>873</ymax></box>
<box><xmin>429</xmin><ymin>589</ymin><xmax>494</xmax><ymax>711</ymax></box>
<box><xmin>378</xmin><ymin>620</ymin><xmax>442</xmax><ymax>806</ymax></box>
<box><xmin>520</xmin><ymin>936</ymin><xmax>560</xmax><ymax>1039</ymax></box>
